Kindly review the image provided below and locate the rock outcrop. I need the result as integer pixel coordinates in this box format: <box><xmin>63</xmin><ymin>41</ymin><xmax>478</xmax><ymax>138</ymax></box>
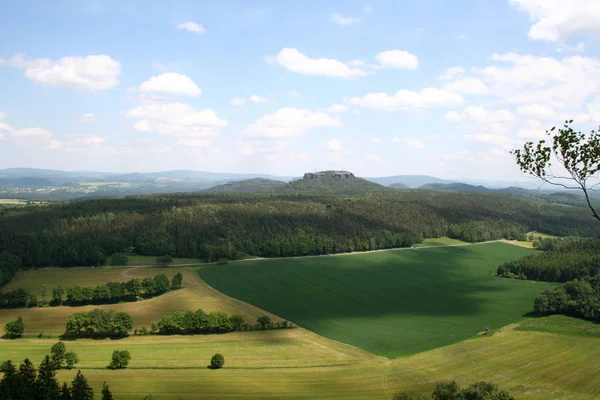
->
<box><xmin>303</xmin><ymin>171</ymin><xmax>355</xmax><ymax>180</ymax></box>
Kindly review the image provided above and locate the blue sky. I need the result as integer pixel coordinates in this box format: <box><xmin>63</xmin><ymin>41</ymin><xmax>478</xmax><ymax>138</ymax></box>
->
<box><xmin>1</xmin><ymin>0</ymin><xmax>599</xmax><ymax>181</ymax></box>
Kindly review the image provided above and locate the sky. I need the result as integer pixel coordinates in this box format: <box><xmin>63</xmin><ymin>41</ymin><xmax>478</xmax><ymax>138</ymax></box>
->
<box><xmin>1</xmin><ymin>0</ymin><xmax>599</xmax><ymax>181</ymax></box>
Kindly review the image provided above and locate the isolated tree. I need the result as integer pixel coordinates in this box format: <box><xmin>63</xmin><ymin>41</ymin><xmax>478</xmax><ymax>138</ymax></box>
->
<box><xmin>65</xmin><ymin>352</ymin><xmax>79</xmax><ymax>369</ymax></box>
<box><xmin>51</xmin><ymin>341</ymin><xmax>67</xmax><ymax>369</ymax></box>
<box><xmin>257</xmin><ymin>315</ymin><xmax>271</xmax><ymax>329</ymax></box>
<box><xmin>70</xmin><ymin>370</ymin><xmax>94</xmax><ymax>400</ymax></box>
<box><xmin>512</xmin><ymin>120</ymin><xmax>600</xmax><ymax>223</ymax></box>
<box><xmin>101</xmin><ymin>381</ymin><xmax>114</xmax><ymax>400</ymax></box>
<box><xmin>156</xmin><ymin>255</ymin><xmax>172</xmax><ymax>266</ymax></box>
<box><xmin>210</xmin><ymin>353</ymin><xmax>224</xmax><ymax>369</ymax></box>
<box><xmin>171</xmin><ymin>272</ymin><xmax>183</xmax><ymax>289</ymax></box>
<box><xmin>36</xmin><ymin>355</ymin><xmax>60</xmax><ymax>400</ymax></box>
<box><xmin>108</xmin><ymin>350</ymin><xmax>131</xmax><ymax>369</ymax></box>
<box><xmin>4</xmin><ymin>316</ymin><xmax>24</xmax><ymax>338</ymax></box>
<box><xmin>110</xmin><ymin>252</ymin><xmax>129</xmax><ymax>266</ymax></box>
<box><xmin>60</xmin><ymin>381</ymin><xmax>72</xmax><ymax>400</ymax></box>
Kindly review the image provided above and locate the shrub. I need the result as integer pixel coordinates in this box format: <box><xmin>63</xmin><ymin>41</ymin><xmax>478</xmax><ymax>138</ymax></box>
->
<box><xmin>257</xmin><ymin>315</ymin><xmax>271</xmax><ymax>329</ymax></box>
<box><xmin>156</xmin><ymin>255</ymin><xmax>173</xmax><ymax>265</ymax></box>
<box><xmin>210</xmin><ymin>353</ymin><xmax>224</xmax><ymax>369</ymax></box>
<box><xmin>108</xmin><ymin>350</ymin><xmax>131</xmax><ymax>369</ymax></box>
<box><xmin>4</xmin><ymin>316</ymin><xmax>24</xmax><ymax>338</ymax></box>
<box><xmin>110</xmin><ymin>253</ymin><xmax>129</xmax><ymax>266</ymax></box>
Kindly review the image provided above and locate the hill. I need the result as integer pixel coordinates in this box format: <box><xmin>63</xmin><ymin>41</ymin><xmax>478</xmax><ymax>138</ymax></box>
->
<box><xmin>389</xmin><ymin>182</ymin><xmax>409</xmax><ymax>189</ymax></box>
<box><xmin>278</xmin><ymin>170</ymin><xmax>390</xmax><ymax>194</ymax></box>
<box><xmin>365</xmin><ymin>174</ymin><xmax>455</xmax><ymax>188</ymax></box>
<box><xmin>419</xmin><ymin>182</ymin><xmax>492</xmax><ymax>192</ymax></box>
<box><xmin>203</xmin><ymin>178</ymin><xmax>287</xmax><ymax>193</ymax></box>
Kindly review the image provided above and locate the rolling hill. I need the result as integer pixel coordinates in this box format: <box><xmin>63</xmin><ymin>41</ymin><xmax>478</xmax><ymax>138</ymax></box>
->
<box><xmin>389</xmin><ymin>182</ymin><xmax>409</xmax><ymax>189</ymax></box>
<box><xmin>203</xmin><ymin>178</ymin><xmax>287</xmax><ymax>193</ymax></box>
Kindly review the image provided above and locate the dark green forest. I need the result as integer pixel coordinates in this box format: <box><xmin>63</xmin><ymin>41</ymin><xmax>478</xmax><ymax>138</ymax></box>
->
<box><xmin>0</xmin><ymin>191</ymin><xmax>598</xmax><ymax>268</ymax></box>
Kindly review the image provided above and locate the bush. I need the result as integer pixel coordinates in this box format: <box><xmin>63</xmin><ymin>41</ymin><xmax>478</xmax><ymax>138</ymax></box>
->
<box><xmin>257</xmin><ymin>315</ymin><xmax>271</xmax><ymax>329</ymax></box>
<box><xmin>217</xmin><ymin>258</ymin><xmax>229</xmax><ymax>265</ymax></box>
<box><xmin>65</xmin><ymin>351</ymin><xmax>79</xmax><ymax>369</ymax></box>
<box><xmin>108</xmin><ymin>350</ymin><xmax>131</xmax><ymax>369</ymax></box>
<box><xmin>210</xmin><ymin>353</ymin><xmax>224</xmax><ymax>369</ymax></box>
<box><xmin>110</xmin><ymin>253</ymin><xmax>129</xmax><ymax>266</ymax></box>
<box><xmin>4</xmin><ymin>316</ymin><xmax>24</xmax><ymax>338</ymax></box>
<box><xmin>156</xmin><ymin>255</ymin><xmax>173</xmax><ymax>265</ymax></box>
<box><xmin>392</xmin><ymin>392</ymin><xmax>429</xmax><ymax>400</ymax></box>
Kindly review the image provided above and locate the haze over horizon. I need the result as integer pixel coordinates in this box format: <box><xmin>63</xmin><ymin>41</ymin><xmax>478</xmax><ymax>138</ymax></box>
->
<box><xmin>1</xmin><ymin>0</ymin><xmax>599</xmax><ymax>181</ymax></box>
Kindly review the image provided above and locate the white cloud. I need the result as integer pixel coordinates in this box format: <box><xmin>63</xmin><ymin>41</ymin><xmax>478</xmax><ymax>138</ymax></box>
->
<box><xmin>49</xmin><ymin>140</ymin><xmax>63</xmax><ymax>149</ymax></box>
<box><xmin>329</xmin><ymin>13</ymin><xmax>360</xmax><ymax>26</ymax></box>
<box><xmin>12</xmin><ymin>127</ymin><xmax>53</xmax><ymax>138</ymax></box>
<box><xmin>151</xmin><ymin>146</ymin><xmax>172</xmax><ymax>154</ymax></box>
<box><xmin>588</xmin><ymin>96</ymin><xmax>600</xmax><ymax>123</ymax></box>
<box><xmin>273</xmin><ymin>48</ymin><xmax>368</xmax><ymax>78</ymax></box>
<box><xmin>443</xmin><ymin>106</ymin><xmax>514</xmax><ymax>123</ymax></box>
<box><xmin>177</xmin><ymin>22</ymin><xmax>205</xmax><ymax>34</ymax></box>
<box><xmin>326</xmin><ymin>139</ymin><xmax>342</xmax><ymax>151</ymax></box>
<box><xmin>7</xmin><ymin>54</ymin><xmax>120</xmax><ymax>90</ymax></box>
<box><xmin>365</xmin><ymin>154</ymin><xmax>381</xmax><ymax>161</ymax></box>
<box><xmin>517</xmin><ymin>120</ymin><xmax>547</xmax><ymax>139</ymax></box>
<box><xmin>127</xmin><ymin>102</ymin><xmax>227</xmax><ymax>137</ymax></box>
<box><xmin>509</xmin><ymin>0</ymin><xmax>600</xmax><ymax>41</ymax></box>
<box><xmin>478</xmin><ymin>53</ymin><xmax>600</xmax><ymax>108</ymax></box>
<box><xmin>81</xmin><ymin>113</ymin><xmax>95</xmax><ymax>121</ymax></box>
<box><xmin>376</xmin><ymin>50</ymin><xmax>419</xmax><ymax>70</ymax></box>
<box><xmin>350</xmin><ymin>88</ymin><xmax>463</xmax><ymax>111</ymax></box>
<box><xmin>557</xmin><ymin>42</ymin><xmax>585</xmax><ymax>53</ymax></box>
<box><xmin>78</xmin><ymin>136</ymin><xmax>104</xmax><ymax>144</ymax></box>
<box><xmin>439</xmin><ymin>66</ymin><xmax>465</xmax><ymax>80</ymax></box>
<box><xmin>250</xmin><ymin>95</ymin><xmax>269</xmax><ymax>103</ymax></box>
<box><xmin>231</xmin><ymin>98</ymin><xmax>246</xmax><ymax>106</ymax></box>
<box><xmin>363</xmin><ymin>5</ymin><xmax>374</xmax><ymax>14</ymax></box>
<box><xmin>371</xmin><ymin>138</ymin><xmax>381</xmax><ymax>143</ymax></box>
<box><xmin>326</xmin><ymin>104</ymin><xmax>348</xmax><ymax>113</ymax></box>
<box><xmin>442</xmin><ymin>77</ymin><xmax>488</xmax><ymax>94</ymax></box>
<box><xmin>516</xmin><ymin>104</ymin><xmax>556</xmax><ymax>120</ymax></box>
<box><xmin>240</xmin><ymin>108</ymin><xmax>341</xmax><ymax>138</ymax></box>
<box><xmin>391</xmin><ymin>137</ymin><xmax>425</xmax><ymax>148</ymax></box>
<box><xmin>178</xmin><ymin>138</ymin><xmax>212</xmax><ymax>147</ymax></box>
<box><xmin>140</xmin><ymin>73</ymin><xmax>202</xmax><ymax>97</ymax></box>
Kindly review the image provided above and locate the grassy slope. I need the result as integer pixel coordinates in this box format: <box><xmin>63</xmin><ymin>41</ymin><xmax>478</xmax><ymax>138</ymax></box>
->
<box><xmin>0</xmin><ymin>267</ymin><xmax>282</xmax><ymax>335</ymax></box>
<box><xmin>1</xmin><ymin>318</ymin><xmax>599</xmax><ymax>399</ymax></box>
<box><xmin>198</xmin><ymin>243</ymin><xmax>554</xmax><ymax>358</ymax></box>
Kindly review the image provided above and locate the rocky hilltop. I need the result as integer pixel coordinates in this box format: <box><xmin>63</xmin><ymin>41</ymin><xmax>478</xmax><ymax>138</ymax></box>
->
<box><xmin>303</xmin><ymin>171</ymin><xmax>355</xmax><ymax>180</ymax></box>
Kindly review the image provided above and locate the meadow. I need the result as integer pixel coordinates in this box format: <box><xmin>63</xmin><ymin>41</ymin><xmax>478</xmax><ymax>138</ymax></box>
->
<box><xmin>198</xmin><ymin>242</ymin><xmax>554</xmax><ymax>357</ymax></box>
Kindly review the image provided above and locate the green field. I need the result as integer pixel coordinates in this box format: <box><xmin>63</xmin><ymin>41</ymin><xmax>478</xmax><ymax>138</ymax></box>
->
<box><xmin>416</xmin><ymin>237</ymin><xmax>467</xmax><ymax>247</ymax></box>
<box><xmin>1</xmin><ymin>317</ymin><xmax>599</xmax><ymax>399</ymax></box>
<box><xmin>198</xmin><ymin>242</ymin><xmax>553</xmax><ymax>357</ymax></box>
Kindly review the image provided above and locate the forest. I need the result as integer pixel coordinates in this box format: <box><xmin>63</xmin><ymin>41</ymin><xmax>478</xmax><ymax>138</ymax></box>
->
<box><xmin>0</xmin><ymin>191</ymin><xmax>598</xmax><ymax>268</ymax></box>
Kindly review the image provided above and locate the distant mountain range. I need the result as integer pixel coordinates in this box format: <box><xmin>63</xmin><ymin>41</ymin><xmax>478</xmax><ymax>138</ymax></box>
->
<box><xmin>0</xmin><ymin>167</ymin><xmax>594</xmax><ymax>202</ymax></box>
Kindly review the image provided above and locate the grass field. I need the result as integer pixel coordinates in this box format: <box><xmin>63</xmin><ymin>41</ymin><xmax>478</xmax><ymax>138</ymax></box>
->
<box><xmin>1</xmin><ymin>317</ymin><xmax>599</xmax><ymax>399</ymax></box>
<box><xmin>0</xmin><ymin>199</ymin><xmax>26</xmax><ymax>204</ymax></box>
<box><xmin>415</xmin><ymin>237</ymin><xmax>467</xmax><ymax>247</ymax></box>
<box><xmin>126</xmin><ymin>255</ymin><xmax>200</xmax><ymax>266</ymax></box>
<box><xmin>0</xmin><ymin>267</ymin><xmax>282</xmax><ymax>335</ymax></box>
<box><xmin>198</xmin><ymin>242</ymin><xmax>554</xmax><ymax>358</ymax></box>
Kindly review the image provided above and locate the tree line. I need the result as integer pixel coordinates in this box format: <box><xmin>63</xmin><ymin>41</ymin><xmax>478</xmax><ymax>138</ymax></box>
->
<box><xmin>0</xmin><ymin>191</ymin><xmax>597</xmax><ymax>268</ymax></box>
<box><xmin>0</xmin><ymin>273</ymin><xmax>182</xmax><ymax>309</ymax></box>
<box><xmin>497</xmin><ymin>238</ymin><xmax>600</xmax><ymax>282</ymax></box>
<box><xmin>0</xmin><ymin>252</ymin><xmax>20</xmax><ymax>287</ymax></box>
<box><xmin>392</xmin><ymin>380</ymin><xmax>514</xmax><ymax>400</ymax></box>
<box><xmin>65</xmin><ymin>310</ymin><xmax>133</xmax><ymax>338</ymax></box>
<box><xmin>533</xmin><ymin>277</ymin><xmax>600</xmax><ymax>322</ymax></box>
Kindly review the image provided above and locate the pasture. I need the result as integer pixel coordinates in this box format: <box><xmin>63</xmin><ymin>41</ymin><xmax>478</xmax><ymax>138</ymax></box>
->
<box><xmin>1</xmin><ymin>317</ymin><xmax>599</xmax><ymax>399</ymax></box>
<box><xmin>198</xmin><ymin>242</ymin><xmax>553</xmax><ymax>357</ymax></box>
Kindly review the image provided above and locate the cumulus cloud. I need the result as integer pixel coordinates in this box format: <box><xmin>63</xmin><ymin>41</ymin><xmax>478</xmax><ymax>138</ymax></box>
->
<box><xmin>516</xmin><ymin>104</ymin><xmax>557</xmax><ymax>120</ymax></box>
<box><xmin>439</xmin><ymin>66</ymin><xmax>465</xmax><ymax>80</ymax></box>
<box><xmin>442</xmin><ymin>77</ymin><xmax>488</xmax><ymax>94</ymax></box>
<box><xmin>376</xmin><ymin>50</ymin><xmax>419</xmax><ymax>70</ymax></box>
<box><xmin>178</xmin><ymin>138</ymin><xmax>212</xmax><ymax>147</ymax></box>
<box><xmin>250</xmin><ymin>95</ymin><xmax>269</xmax><ymax>103</ymax></box>
<box><xmin>329</xmin><ymin>13</ymin><xmax>360</xmax><ymax>25</ymax></box>
<box><xmin>77</xmin><ymin>136</ymin><xmax>105</xmax><ymax>144</ymax></box>
<box><xmin>326</xmin><ymin>104</ymin><xmax>348</xmax><ymax>113</ymax></box>
<box><xmin>126</xmin><ymin>102</ymin><xmax>227</xmax><ymax>137</ymax></box>
<box><xmin>273</xmin><ymin>48</ymin><xmax>368</xmax><ymax>78</ymax></box>
<box><xmin>509</xmin><ymin>0</ymin><xmax>600</xmax><ymax>41</ymax></box>
<box><xmin>140</xmin><ymin>73</ymin><xmax>202</xmax><ymax>97</ymax></box>
<box><xmin>6</xmin><ymin>54</ymin><xmax>120</xmax><ymax>90</ymax></box>
<box><xmin>11</xmin><ymin>127</ymin><xmax>53</xmax><ymax>138</ymax></box>
<box><xmin>350</xmin><ymin>88</ymin><xmax>463</xmax><ymax>111</ymax></box>
<box><xmin>517</xmin><ymin>120</ymin><xmax>547</xmax><ymax>139</ymax></box>
<box><xmin>231</xmin><ymin>98</ymin><xmax>246</xmax><ymax>106</ymax></box>
<box><xmin>465</xmin><ymin>133</ymin><xmax>515</xmax><ymax>149</ymax></box>
<box><xmin>477</xmin><ymin>53</ymin><xmax>600</xmax><ymax>108</ymax></box>
<box><xmin>177</xmin><ymin>22</ymin><xmax>205</xmax><ymax>34</ymax></box>
<box><xmin>443</xmin><ymin>106</ymin><xmax>514</xmax><ymax>124</ymax></box>
<box><xmin>326</xmin><ymin>139</ymin><xmax>342</xmax><ymax>151</ymax></box>
<box><xmin>241</xmin><ymin>108</ymin><xmax>341</xmax><ymax>138</ymax></box>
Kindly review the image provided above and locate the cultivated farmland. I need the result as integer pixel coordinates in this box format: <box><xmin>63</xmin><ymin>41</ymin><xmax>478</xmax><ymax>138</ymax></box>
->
<box><xmin>198</xmin><ymin>242</ymin><xmax>554</xmax><ymax>357</ymax></box>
